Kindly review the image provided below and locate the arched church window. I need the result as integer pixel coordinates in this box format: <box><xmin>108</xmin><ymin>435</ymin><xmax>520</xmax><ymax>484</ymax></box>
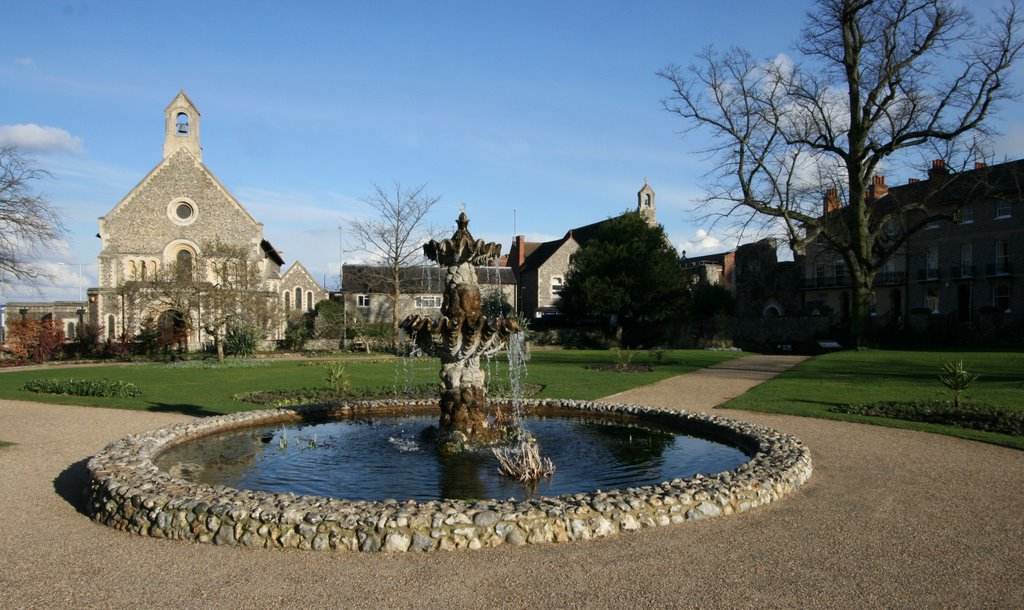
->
<box><xmin>307</xmin><ymin>290</ymin><xmax>314</xmax><ymax>311</ymax></box>
<box><xmin>284</xmin><ymin>291</ymin><xmax>291</xmax><ymax>310</ymax></box>
<box><xmin>295</xmin><ymin>287</ymin><xmax>302</xmax><ymax>310</ymax></box>
<box><xmin>141</xmin><ymin>261</ymin><xmax>148</xmax><ymax>280</ymax></box>
<box><xmin>176</xmin><ymin>249</ymin><xmax>193</xmax><ymax>281</ymax></box>
<box><xmin>644</xmin><ymin>193</ymin><xmax>651</xmax><ymax>206</ymax></box>
<box><xmin>68</xmin><ymin>322</ymin><xmax>75</xmax><ymax>337</ymax></box>
<box><xmin>176</xmin><ymin>112</ymin><xmax>190</xmax><ymax>135</ymax></box>
<box><xmin>108</xmin><ymin>315</ymin><xmax>116</xmax><ymax>339</ymax></box>
<box><xmin>128</xmin><ymin>260</ymin><xmax>137</xmax><ymax>279</ymax></box>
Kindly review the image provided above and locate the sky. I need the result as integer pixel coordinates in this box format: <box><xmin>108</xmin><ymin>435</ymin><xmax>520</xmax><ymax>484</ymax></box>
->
<box><xmin>2</xmin><ymin>0</ymin><xmax>1023</xmax><ymax>301</ymax></box>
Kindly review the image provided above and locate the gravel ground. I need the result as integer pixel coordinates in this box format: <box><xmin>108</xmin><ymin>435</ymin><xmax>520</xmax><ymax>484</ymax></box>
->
<box><xmin>1</xmin><ymin>354</ymin><xmax>1022</xmax><ymax>609</ymax></box>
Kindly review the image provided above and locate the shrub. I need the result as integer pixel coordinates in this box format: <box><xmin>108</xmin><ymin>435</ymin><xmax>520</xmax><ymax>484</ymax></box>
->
<box><xmin>71</xmin><ymin>321</ymin><xmax>104</xmax><ymax>357</ymax></box>
<box><xmin>164</xmin><ymin>359</ymin><xmax>268</xmax><ymax>370</ymax></box>
<box><xmin>224</xmin><ymin>323</ymin><xmax>261</xmax><ymax>357</ymax></box>
<box><xmin>938</xmin><ymin>360</ymin><xmax>979</xmax><ymax>409</ymax></box>
<box><xmin>282</xmin><ymin>313</ymin><xmax>311</xmax><ymax>351</ymax></box>
<box><xmin>831</xmin><ymin>400</ymin><xmax>1023</xmax><ymax>436</ymax></box>
<box><xmin>21</xmin><ymin>378</ymin><xmax>143</xmax><ymax>398</ymax></box>
<box><xmin>4</xmin><ymin>319</ymin><xmax>66</xmax><ymax>362</ymax></box>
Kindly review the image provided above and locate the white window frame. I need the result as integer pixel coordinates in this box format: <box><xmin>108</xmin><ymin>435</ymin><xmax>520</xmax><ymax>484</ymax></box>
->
<box><xmin>993</xmin><ymin>284</ymin><xmax>1011</xmax><ymax>312</ymax></box>
<box><xmin>960</xmin><ymin>243</ymin><xmax>973</xmax><ymax>277</ymax></box>
<box><xmin>414</xmin><ymin>295</ymin><xmax>442</xmax><ymax>308</ymax></box>
<box><xmin>550</xmin><ymin>275</ymin><xmax>564</xmax><ymax>298</ymax></box>
<box><xmin>356</xmin><ymin>294</ymin><xmax>372</xmax><ymax>308</ymax></box>
<box><xmin>925</xmin><ymin>246</ymin><xmax>939</xmax><ymax>280</ymax></box>
<box><xmin>995</xmin><ymin>199</ymin><xmax>1012</xmax><ymax>219</ymax></box>
<box><xmin>995</xmin><ymin>240</ymin><xmax>1010</xmax><ymax>274</ymax></box>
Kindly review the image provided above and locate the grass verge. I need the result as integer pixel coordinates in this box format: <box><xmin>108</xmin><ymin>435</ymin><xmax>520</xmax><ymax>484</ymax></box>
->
<box><xmin>0</xmin><ymin>349</ymin><xmax>744</xmax><ymax>417</ymax></box>
<box><xmin>719</xmin><ymin>349</ymin><xmax>1024</xmax><ymax>450</ymax></box>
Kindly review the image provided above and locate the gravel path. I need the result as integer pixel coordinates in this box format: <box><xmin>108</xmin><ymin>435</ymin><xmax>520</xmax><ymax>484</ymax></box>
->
<box><xmin>1</xmin><ymin>354</ymin><xmax>1022</xmax><ymax>609</ymax></box>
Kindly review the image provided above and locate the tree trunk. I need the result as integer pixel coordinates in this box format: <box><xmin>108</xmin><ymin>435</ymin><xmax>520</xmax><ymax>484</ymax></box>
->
<box><xmin>848</xmin><ymin>269</ymin><xmax>876</xmax><ymax>348</ymax></box>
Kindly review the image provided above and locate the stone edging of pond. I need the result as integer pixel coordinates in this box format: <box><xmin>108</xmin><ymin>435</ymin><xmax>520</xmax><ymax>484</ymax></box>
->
<box><xmin>86</xmin><ymin>399</ymin><xmax>812</xmax><ymax>552</ymax></box>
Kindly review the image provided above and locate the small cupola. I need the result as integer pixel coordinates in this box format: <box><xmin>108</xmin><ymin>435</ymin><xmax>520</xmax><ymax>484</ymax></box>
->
<box><xmin>163</xmin><ymin>90</ymin><xmax>202</xmax><ymax>161</ymax></box>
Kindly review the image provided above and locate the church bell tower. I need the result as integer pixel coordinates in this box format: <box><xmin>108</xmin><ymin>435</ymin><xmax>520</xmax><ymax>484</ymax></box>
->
<box><xmin>637</xmin><ymin>180</ymin><xmax>656</xmax><ymax>225</ymax></box>
<box><xmin>163</xmin><ymin>90</ymin><xmax>202</xmax><ymax>161</ymax></box>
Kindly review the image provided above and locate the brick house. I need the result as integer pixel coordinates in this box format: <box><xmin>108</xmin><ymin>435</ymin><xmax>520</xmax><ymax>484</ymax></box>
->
<box><xmin>802</xmin><ymin>159</ymin><xmax>1024</xmax><ymax>338</ymax></box>
<box><xmin>508</xmin><ymin>182</ymin><xmax>657</xmax><ymax>318</ymax></box>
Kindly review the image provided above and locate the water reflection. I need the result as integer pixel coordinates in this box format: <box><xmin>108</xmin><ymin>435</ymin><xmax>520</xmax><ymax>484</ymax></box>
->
<box><xmin>155</xmin><ymin>411</ymin><xmax>748</xmax><ymax>502</ymax></box>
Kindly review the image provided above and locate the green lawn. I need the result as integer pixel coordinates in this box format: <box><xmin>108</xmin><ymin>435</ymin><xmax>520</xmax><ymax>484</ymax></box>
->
<box><xmin>719</xmin><ymin>349</ymin><xmax>1024</xmax><ymax>449</ymax></box>
<box><xmin>0</xmin><ymin>349</ymin><xmax>744</xmax><ymax>417</ymax></box>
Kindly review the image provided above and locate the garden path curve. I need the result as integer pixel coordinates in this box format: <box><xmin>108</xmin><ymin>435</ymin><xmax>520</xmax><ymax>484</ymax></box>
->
<box><xmin>1</xmin><ymin>354</ymin><xmax>1022</xmax><ymax>608</ymax></box>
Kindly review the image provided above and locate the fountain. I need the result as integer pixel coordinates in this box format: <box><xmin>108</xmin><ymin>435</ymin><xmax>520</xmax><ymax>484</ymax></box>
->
<box><xmin>401</xmin><ymin>212</ymin><xmax>522</xmax><ymax>454</ymax></box>
<box><xmin>84</xmin><ymin>211</ymin><xmax>813</xmax><ymax>553</ymax></box>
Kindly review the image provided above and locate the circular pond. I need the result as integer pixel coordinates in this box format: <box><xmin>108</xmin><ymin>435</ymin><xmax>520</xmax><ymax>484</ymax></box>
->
<box><xmin>153</xmin><ymin>409</ymin><xmax>750</xmax><ymax>502</ymax></box>
<box><xmin>87</xmin><ymin>399</ymin><xmax>813</xmax><ymax>553</ymax></box>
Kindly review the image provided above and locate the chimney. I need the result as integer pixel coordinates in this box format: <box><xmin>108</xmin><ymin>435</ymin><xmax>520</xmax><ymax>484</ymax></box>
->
<box><xmin>824</xmin><ymin>188</ymin><xmax>841</xmax><ymax>214</ymax></box>
<box><xmin>928</xmin><ymin>159</ymin><xmax>950</xmax><ymax>180</ymax></box>
<box><xmin>868</xmin><ymin>175</ymin><xmax>888</xmax><ymax>201</ymax></box>
<box><xmin>511</xmin><ymin>235</ymin><xmax>526</xmax><ymax>271</ymax></box>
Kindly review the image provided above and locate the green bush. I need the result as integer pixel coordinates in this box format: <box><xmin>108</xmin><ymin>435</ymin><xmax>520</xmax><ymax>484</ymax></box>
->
<box><xmin>224</xmin><ymin>323</ymin><xmax>261</xmax><ymax>357</ymax></box>
<box><xmin>164</xmin><ymin>359</ymin><xmax>269</xmax><ymax>370</ymax></box>
<box><xmin>21</xmin><ymin>378</ymin><xmax>143</xmax><ymax>398</ymax></box>
<box><xmin>831</xmin><ymin>400</ymin><xmax>1023</xmax><ymax>436</ymax></box>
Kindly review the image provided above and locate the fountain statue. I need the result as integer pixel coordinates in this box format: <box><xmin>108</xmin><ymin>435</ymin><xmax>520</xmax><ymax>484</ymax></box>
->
<box><xmin>401</xmin><ymin>211</ymin><xmax>522</xmax><ymax>454</ymax></box>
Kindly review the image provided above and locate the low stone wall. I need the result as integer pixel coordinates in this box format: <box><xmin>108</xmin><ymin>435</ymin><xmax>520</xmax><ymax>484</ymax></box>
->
<box><xmin>86</xmin><ymin>400</ymin><xmax>812</xmax><ymax>553</ymax></box>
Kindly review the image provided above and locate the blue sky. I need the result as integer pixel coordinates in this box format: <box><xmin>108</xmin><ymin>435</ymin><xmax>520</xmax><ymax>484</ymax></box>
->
<box><xmin>3</xmin><ymin>0</ymin><xmax>1022</xmax><ymax>301</ymax></box>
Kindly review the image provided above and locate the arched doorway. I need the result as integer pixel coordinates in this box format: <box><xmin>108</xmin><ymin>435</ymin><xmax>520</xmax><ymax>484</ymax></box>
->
<box><xmin>157</xmin><ymin>309</ymin><xmax>189</xmax><ymax>352</ymax></box>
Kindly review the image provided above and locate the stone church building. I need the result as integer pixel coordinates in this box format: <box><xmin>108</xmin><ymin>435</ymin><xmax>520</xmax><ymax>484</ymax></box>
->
<box><xmin>88</xmin><ymin>91</ymin><xmax>325</xmax><ymax>349</ymax></box>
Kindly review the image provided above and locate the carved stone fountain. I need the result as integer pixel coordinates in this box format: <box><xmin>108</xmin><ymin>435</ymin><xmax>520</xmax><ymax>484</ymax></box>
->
<box><xmin>402</xmin><ymin>212</ymin><xmax>521</xmax><ymax>454</ymax></box>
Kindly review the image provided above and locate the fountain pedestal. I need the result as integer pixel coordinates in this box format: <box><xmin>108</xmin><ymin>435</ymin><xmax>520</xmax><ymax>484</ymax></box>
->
<box><xmin>402</xmin><ymin>213</ymin><xmax>520</xmax><ymax>453</ymax></box>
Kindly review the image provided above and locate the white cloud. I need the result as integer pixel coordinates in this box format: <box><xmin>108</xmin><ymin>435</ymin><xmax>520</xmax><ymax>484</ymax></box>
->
<box><xmin>15</xmin><ymin>57</ymin><xmax>34</xmax><ymax>67</ymax></box>
<box><xmin>0</xmin><ymin>124</ymin><xmax>84</xmax><ymax>154</ymax></box>
<box><xmin>678</xmin><ymin>228</ymin><xmax>727</xmax><ymax>257</ymax></box>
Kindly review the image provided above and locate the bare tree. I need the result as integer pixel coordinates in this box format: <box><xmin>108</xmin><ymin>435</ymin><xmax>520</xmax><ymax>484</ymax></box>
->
<box><xmin>348</xmin><ymin>182</ymin><xmax>441</xmax><ymax>350</ymax></box>
<box><xmin>0</xmin><ymin>146</ymin><xmax>67</xmax><ymax>286</ymax></box>
<box><xmin>659</xmin><ymin>0</ymin><xmax>1023</xmax><ymax>342</ymax></box>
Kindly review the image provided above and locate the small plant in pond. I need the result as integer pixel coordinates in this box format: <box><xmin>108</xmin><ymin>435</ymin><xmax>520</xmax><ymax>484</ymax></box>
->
<box><xmin>278</xmin><ymin>426</ymin><xmax>288</xmax><ymax>450</ymax></box>
<box><xmin>492</xmin><ymin>441</ymin><xmax>555</xmax><ymax>483</ymax></box>
<box><xmin>938</xmin><ymin>360</ymin><xmax>979</xmax><ymax>409</ymax></box>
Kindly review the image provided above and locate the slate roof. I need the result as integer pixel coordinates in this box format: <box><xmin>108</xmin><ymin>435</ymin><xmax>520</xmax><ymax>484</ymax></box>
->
<box><xmin>879</xmin><ymin>158</ymin><xmax>1024</xmax><ymax>209</ymax></box>
<box><xmin>518</xmin><ymin>215</ymin><xmax>625</xmax><ymax>272</ymax></box>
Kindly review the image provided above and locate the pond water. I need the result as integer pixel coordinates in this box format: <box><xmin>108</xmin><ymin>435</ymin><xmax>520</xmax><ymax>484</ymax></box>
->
<box><xmin>155</xmin><ymin>410</ymin><xmax>750</xmax><ymax>502</ymax></box>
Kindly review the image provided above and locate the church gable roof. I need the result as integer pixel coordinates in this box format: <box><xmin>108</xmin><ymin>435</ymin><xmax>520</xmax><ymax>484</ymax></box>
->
<box><xmin>98</xmin><ymin>147</ymin><xmax>266</xmax><ymax>247</ymax></box>
<box><xmin>282</xmin><ymin>261</ymin><xmax>318</xmax><ymax>285</ymax></box>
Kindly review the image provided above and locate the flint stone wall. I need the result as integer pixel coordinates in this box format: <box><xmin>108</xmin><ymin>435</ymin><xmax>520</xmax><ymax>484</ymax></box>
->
<box><xmin>87</xmin><ymin>399</ymin><xmax>812</xmax><ymax>552</ymax></box>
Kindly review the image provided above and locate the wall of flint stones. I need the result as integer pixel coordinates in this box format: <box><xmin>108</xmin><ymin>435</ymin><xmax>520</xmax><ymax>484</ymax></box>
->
<box><xmin>86</xmin><ymin>399</ymin><xmax>812</xmax><ymax>553</ymax></box>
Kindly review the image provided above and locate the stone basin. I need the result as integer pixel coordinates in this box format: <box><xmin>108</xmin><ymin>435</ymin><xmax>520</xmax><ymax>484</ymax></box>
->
<box><xmin>86</xmin><ymin>398</ymin><xmax>812</xmax><ymax>552</ymax></box>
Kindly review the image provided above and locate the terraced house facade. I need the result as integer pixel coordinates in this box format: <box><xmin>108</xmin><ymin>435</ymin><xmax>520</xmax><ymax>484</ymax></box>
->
<box><xmin>803</xmin><ymin>159</ymin><xmax>1024</xmax><ymax>339</ymax></box>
